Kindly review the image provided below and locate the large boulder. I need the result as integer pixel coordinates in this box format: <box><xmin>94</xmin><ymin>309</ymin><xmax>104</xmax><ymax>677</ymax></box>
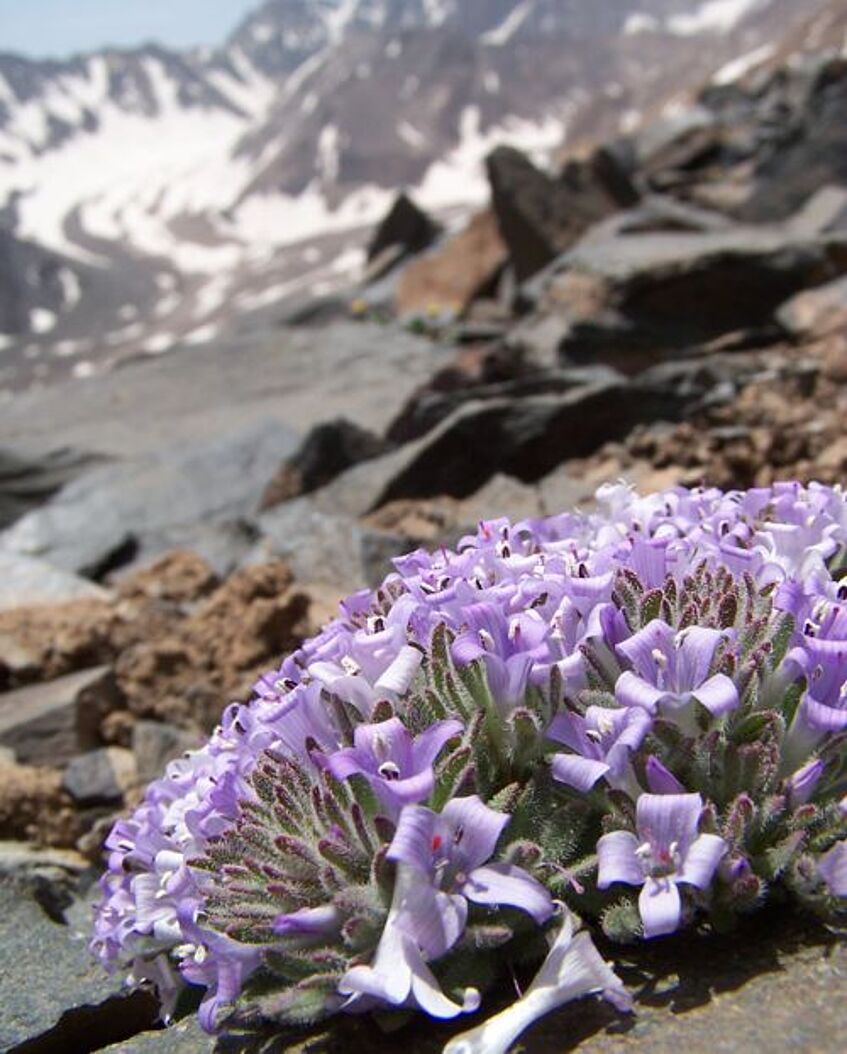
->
<box><xmin>486</xmin><ymin>144</ymin><xmax>639</xmax><ymax>283</ymax></box>
<box><xmin>0</xmin><ymin>881</ymin><xmax>157</xmax><ymax>1051</ymax></box>
<box><xmin>316</xmin><ymin>373</ymin><xmax>694</xmax><ymax>514</ymax></box>
<box><xmin>395</xmin><ymin>209</ymin><xmax>507</xmax><ymax>317</ymax></box>
<box><xmin>516</xmin><ymin>205</ymin><xmax>847</xmax><ymax>371</ymax></box>
<box><xmin>365</xmin><ymin>192</ymin><xmax>441</xmax><ymax>278</ymax></box>
<box><xmin>0</xmin><ymin>447</ymin><xmax>100</xmax><ymax>530</ymax></box>
<box><xmin>260</xmin><ymin>418</ymin><xmax>391</xmax><ymax>510</ymax></box>
<box><xmin>0</xmin><ymin>419</ymin><xmax>300</xmax><ymax>578</ymax></box>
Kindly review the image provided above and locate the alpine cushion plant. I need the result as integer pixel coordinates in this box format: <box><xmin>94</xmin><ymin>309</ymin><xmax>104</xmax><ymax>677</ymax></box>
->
<box><xmin>92</xmin><ymin>482</ymin><xmax>847</xmax><ymax>1050</ymax></box>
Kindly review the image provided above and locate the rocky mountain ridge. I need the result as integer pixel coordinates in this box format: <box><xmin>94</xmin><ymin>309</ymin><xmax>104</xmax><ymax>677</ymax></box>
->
<box><xmin>0</xmin><ymin>0</ymin><xmax>839</xmax><ymax>387</ymax></box>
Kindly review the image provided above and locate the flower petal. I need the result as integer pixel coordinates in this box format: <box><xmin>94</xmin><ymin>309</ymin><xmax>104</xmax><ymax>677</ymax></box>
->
<box><xmin>462</xmin><ymin>863</ymin><xmax>554</xmax><ymax>924</ymax></box>
<box><xmin>375</xmin><ymin>645</ymin><xmax>424</xmax><ymax>696</ymax></box>
<box><xmin>441</xmin><ymin>796</ymin><xmax>509</xmax><ymax>873</ymax></box>
<box><xmin>818</xmin><ymin>841</ymin><xmax>847</xmax><ymax>897</ymax></box>
<box><xmin>638</xmin><ymin>878</ymin><xmax>682</xmax><ymax>938</ymax></box>
<box><xmin>678</xmin><ymin>833</ymin><xmax>726</xmax><ymax>889</ymax></box>
<box><xmin>616</xmin><ymin>620</ymin><xmax>674</xmax><ymax>681</ymax></box>
<box><xmin>636</xmin><ymin>792</ymin><xmax>703</xmax><ymax>856</ymax></box>
<box><xmin>387</xmin><ymin>805</ymin><xmax>436</xmax><ymax>874</ymax></box>
<box><xmin>644</xmin><ymin>756</ymin><xmax>685</xmax><ymax>795</ymax></box>
<box><xmin>551</xmin><ymin>753</ymin><xmax>610</xmax><ymax>792</ymax></box>
<box><xmin>675</xmin><ymin>626</ymin><xmax>724</xmax><ymax>692</ymax></box>
<box><xmin>691</xmin><ymin>673</ymin><xmax>739</xmax><ymax>717</ymax></box>
<box><xmin>353</xmin><ymin>717</ymin><xmax>413</xmax><ymax>773</ymax></box>
<box><xmin>411</xmin><ymin>719</ymin><xmax>464</xmax><ymax>770</ymax></box>
<box><xmin>596</xmin><ymin>830</ymin><xmax>642</xmax><ymax>888</ymax></box>
<box><xmin>615</xmin><ymin>671</ymin><xmax>666</xmax><ymax>713</ymax></box>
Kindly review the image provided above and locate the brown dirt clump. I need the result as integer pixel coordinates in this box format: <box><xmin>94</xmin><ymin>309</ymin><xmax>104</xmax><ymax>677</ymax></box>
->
<box><xmin>0</xmin><ymin>759</ymin><xmax>80</xmax><ymax>846</ymax></box>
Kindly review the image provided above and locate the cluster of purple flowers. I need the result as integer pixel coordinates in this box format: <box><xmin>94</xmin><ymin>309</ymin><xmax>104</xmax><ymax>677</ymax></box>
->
<box><xmin>92</xmin><ymin>482</ymin><xmax>847</xmax><ymax>1049</ymax></box>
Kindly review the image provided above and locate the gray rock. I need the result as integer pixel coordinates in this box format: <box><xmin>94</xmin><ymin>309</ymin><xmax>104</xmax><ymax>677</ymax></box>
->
<box><xmin>133</xmin><ymin>520</ymin><xmax>260</xmax><ymax>580</ymax></box>
<box><xmin>0</xmin><ymin>445</ymin><xmax>102</xmax><ymax>530</ymax></box>
<box><xmin>132</xmin><ymin>720</ymin><xmax>203</xmax><ymax>784</ymax></box>
<box><xmin>0</xmin><ymin>419</ymin><xmax>300</xmax><ymax>578</ymax></box>
<box><xmin>101</xmin><ymin>1016</ymin><xmax>212</xmax><ymax>1052</ymax></box>
<box><xmin>487</xmin><ymin>144</ymin><xmax>638</xmax><ymax>283</ymax></box>
<box><xmin>62</xmin><ymin>746</ymin><xmax>137</xmax><ymax>806</ymax></box>
<box><xmin>259</xmin><ymin>418</ymin><xmax>391</xmax><ymax>510</ymax></box>
<box><xmin>0</xmin><ymin>551</ymin><xmax>109</xmax><ymax>611</ymax></box>
<box><xmin>254</xmin><ymin>497</ymin><xmax>407</xmax><ymax>592</ymax></box>
<box><xmin>776</xmin><ymin>272</ymin><xmax>847</xmax><ymax>339</ymax></box>
<box><xmin>318</xmin><ymin>378</ymin><xmax>691</xmax><ymax>515</ymax></box>
<box><xmin>0</xmin><ymin>880</ymin><xmax>157</xmax><ymax>1051</ymax></box>
<box><xmin>518</xmin><ymin>210</ymin><xmax>847</xmax><ymax>369</ymax></box>
<box><xmin>0</xmin><ymin>665</ymin><xmax>117</xmax><ymax>765</ymax></box>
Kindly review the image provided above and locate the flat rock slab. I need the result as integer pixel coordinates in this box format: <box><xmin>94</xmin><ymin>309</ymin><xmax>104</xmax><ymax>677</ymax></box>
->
<box><xmin>0</xmin><ymin>879</ymin><xmax>157</xmax><ymax>1052</ymax></box>
<box><xmin>0</xmin><ymin>323</ymin><xmax>452</xmax><ymax>461</ymax></box>
<box><xmin>94</xmin><ymin>909</ymin><xmax>846</xmax><ymax>1054</ymax></box>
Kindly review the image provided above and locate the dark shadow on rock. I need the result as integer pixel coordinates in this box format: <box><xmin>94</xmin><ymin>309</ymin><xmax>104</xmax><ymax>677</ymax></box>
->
<box><xmin>213</xmin><ymin>906</ymin><xmax>841</xmax><ymax>1054</ymax></box>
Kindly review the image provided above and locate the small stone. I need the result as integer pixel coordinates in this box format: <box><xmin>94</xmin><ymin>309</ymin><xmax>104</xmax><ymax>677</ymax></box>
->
<box><xmin>62</xmin><ymin>746</ymin><xmax>138</xmax><ymax>806</ymax></box>
<box><xmin>0</xmin><ymin>665</ymin><xmax>119</xmax><ymax>765</ymax></box>
<box><xmin>132</xmin><ymin>720</ymin><xmax>202</xmax><ymax>783</ymax></box>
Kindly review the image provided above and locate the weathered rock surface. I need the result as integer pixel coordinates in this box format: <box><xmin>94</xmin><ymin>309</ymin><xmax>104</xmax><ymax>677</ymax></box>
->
<box><xmin>260</xmin><ymin>418</ymin><xmax>390</xmax><ymax>511</ymax></box>
<box><xmin>0</xmin><ymin>880</ymin><xmax>157</xmax><ymax>1052</ymax></box>
<box><xmin>0</xmin><ymin>551</ymin><xmax>109</xmax><ymax>611</ymax></box>
<box><xmin>0</xmin><ymin>666</ymin><xmax>118</xmax><ymax>766</ymax></box>
<box><xmin>395</xmin><ymin>210</ymin><xmax>507</xmax><ymax>318</ymax></box>
<box><xmin>0</xmin><ymin>419</ymin><xmax>301</xmax><ymax>578</ymax></box>
<box><xmin>487</xmin><ymin>144</ymin><xmax>639</xmax><ymax>283</ymax></box>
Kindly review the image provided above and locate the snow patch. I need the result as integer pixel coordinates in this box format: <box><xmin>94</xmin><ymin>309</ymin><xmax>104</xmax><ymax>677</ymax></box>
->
<box><xmin>482</xmin><ymin>0</ymin><xmax>535</xmax><ymax>47</ymax></box>
<box><xmin>398</xmin><ymin>121</ymin><xmax>426</xmax><ymax>150</ymax></box>
<box><xmin>668</xmin><ymin>0</ymin><xmax>770</xmax><ymax>36</ymax></box>
<box><xmin>712</xmin><ymin>43</ymin><xmax>775</xmax><ymax>84</ymax></box>
<box><xmin>624</xmin><ymin>14</ymin><xmax>659</xmax><ymax>35</ymax></box>
<box><xmin>30</xmin><ymin>308</ymin><xmax>57</xmax><ymax>334</ymax></box>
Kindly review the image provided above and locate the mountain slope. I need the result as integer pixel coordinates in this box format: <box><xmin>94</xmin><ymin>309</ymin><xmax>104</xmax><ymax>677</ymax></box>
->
<box><xmin>0</xmin><ymin>0</ymin><xmax>840</xmax><ymax>388</ymax></box>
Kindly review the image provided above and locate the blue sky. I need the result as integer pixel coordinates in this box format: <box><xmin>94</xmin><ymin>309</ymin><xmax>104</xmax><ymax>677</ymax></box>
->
<box><xmin>0</xmin><ymin>1</ymin><xmax>261</xmax><ymax>59</ymax></box>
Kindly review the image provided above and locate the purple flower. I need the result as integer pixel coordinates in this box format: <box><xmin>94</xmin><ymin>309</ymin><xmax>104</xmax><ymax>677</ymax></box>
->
<box><xmin>323</xmin><ymin>717</ymin><xmax>462</xmax><ymax>811</ymax></box>
<box><xmin>615</xmin><ymin>620</ymin><xmax>738</xmax><ymax>722</ymax></box>
<box><xmin>784</xmin><ymin>605</ymin><xmax>847</xmax><ymax>763</ymax></box>
<box><xmin>644</xmin><ymin>756</ymin><xmax>686</xmax><ymax>795</ymax></box>
<box><xmin>785</xmin><ymin>758</ymin><xmax>825</xmax><ymax>806</ymax></box>
<box><xmin>549</xmin><ymin>706</ymin><xmax>651</xmax><ymax>794</ymax></box>
<box><xmin>443</xmin><ymin>909</ymin><xmax>630</xmax><ymax>1054</ymax></box>
<box><xmin>387</xmin><ymin>796</ymin><xmax>554</xmax><ymax>925</ymax></box>
<box><xmin>597</xmin><ymin>793</ymin><xmax>726</xmax><ymax>937</ymax></box>
<box><xmin>339</xmin><ymin>863</ymin><xmax>480</xmax><ymax>1018</ymax></box>
<box><xmin>818</xmin><ymin>842</ymin><xmax>847</xmax><ymax>897</ymax></box>
<box><xmin>273</xmin><ymin>905</ymin><xmax>342</xmax><ymax>938</ymax></box>
<box><xmin>452</xmin><ymin>604</ymin><xmax>548</xmax><ymax>710</ymax></box>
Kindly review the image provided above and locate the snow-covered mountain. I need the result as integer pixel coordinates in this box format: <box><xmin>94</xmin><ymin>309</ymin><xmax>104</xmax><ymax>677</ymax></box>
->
<box><xmin>0</xmin><ymin>0</ymin><xmax>839</xmax><ymax>387</ymax></box>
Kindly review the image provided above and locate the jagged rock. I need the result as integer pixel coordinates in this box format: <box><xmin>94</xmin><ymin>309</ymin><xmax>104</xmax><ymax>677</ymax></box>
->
<box><xmin>0</xmin><ymin>551</ymin><xmax>109</xmax><ymax>612</ymax></box>
<box><xmin>386</xmin><ymin>366</ymin><xmax>621</xmax><ymax>446</ymax></box>
<box><xmin>260</xmin><ymin>418</ymin><xmax>391</xmax><ymax>510</ymax></box>
<box><xmin>0</xmin><ymin>666</ymin><xmax>119</xmax><ymax>765</ymax></box>
<box><xmin>0</xmin><ymin>446</ymin><xmax>101</xmax><ymax>530</ymax></box>
<box><xmin>0</xmin><ymin>880</ymin><xmax>157</xmax><ymax>1051</ymax></box>
<box><xmin>62</xmin><ymin>746</ymin><xmax>137</xmax><ymax>806</ymax></box>
<box><xmin>255</xmin><ymin>498</ymin><xmax>408</xmax><ymax>592</ymax></box>
<box><xmin>0</xmin><ymin>758</ymin><xmax>78</xmax><ymax>844</ymax></box>
<box><xmin>0</xmin><ymin>419</ymin><xmax>300</xmax><ymax>579</ymax></box>
<box><xmin>366</xmin><ymin>192</ymin><xmax>440</xmax><ymax>272</ymax></box>
<box><xmin>132</xmin><ymin>720</ymin><xmax>202</xmax><ymax>784</ymax></box>
<box><xmin>517</xmin><ymin>211</ymin><xmax>847</xmax><ymax>370</ymax></box>
<box><xmin>777</xmin><ymin>273</ymin><xmax>847</xmax><ymax>339</ymax></box>
<box><xmin>395</xmin><ymin>209</ymin><xmax>507</xmax><ymax>317</ymax></box>
<box><xmin>486</xmin><ymin>144</ymin><xmax>638</xmax><ymax>283</ymax></box>
<box><xmin>317</xmin><ymin>375</ymin><xmax>691</xmax><ymax>514</ymax></box>
<box><xmin>101</xmin><ymin>1017</ymin><xmax>211</xmax><ymax>1052</ymax></box>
